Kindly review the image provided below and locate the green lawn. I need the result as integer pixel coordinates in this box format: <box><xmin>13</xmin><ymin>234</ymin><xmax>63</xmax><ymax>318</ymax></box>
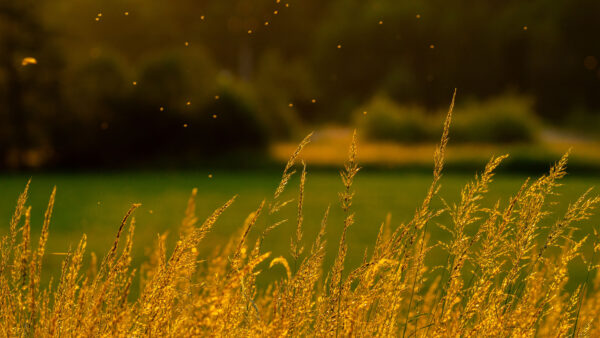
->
<box><xmin>1</xmin><ymin>169</ymin><xmax>599</xmax><ymax>287</ymax></box>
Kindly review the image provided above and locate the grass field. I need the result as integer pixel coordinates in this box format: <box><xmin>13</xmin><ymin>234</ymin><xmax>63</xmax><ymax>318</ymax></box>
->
<box><xmin>2</xmin><ymin>169</ymin><xmax>599</xmax><ymax>287</ymax></box>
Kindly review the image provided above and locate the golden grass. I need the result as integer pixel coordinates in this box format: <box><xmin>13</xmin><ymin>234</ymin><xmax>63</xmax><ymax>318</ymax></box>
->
<box><xmin>2</xmin><ymin>93</ymin><xmax>600</xmax><ymax>336</ymax></box>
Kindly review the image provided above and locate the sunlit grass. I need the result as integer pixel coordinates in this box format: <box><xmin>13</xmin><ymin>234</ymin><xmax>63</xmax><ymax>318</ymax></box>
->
<box><xmin>3</xmin><ymin>99</ymin><xmax>600</xmax><ymax>336</ymax></box>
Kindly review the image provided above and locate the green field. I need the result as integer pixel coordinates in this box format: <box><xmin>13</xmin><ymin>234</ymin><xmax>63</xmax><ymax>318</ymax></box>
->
<box><xmin>2</xmin><ymin>169</ymin><xmax>599</xmax><ymax>286</ymax></box>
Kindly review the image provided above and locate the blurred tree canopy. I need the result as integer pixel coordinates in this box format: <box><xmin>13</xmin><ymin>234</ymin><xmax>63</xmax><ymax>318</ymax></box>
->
<box><xmin>1</xmin><ymin>0</ymin><xmax>599</xmax><ymax>168</ymax></box>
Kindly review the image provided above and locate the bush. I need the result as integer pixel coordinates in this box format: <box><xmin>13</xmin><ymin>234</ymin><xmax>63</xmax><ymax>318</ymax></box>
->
<box><xmin>54</xmin><ymin>55</ymin><xmax>131</xmax><ymax>165</ymax></box>
<box><xmin>53</xmin><ymin>54</ymin><xmax>189</xmax><ymax>166</ymax></box>
<box><xmin>564</xmin><ymin>108</ymin><xmax>600</xmax><ymax>140</ymax></box>
<box><xmin>136</xmin><ymin>54</ymin><xmax>190</xmax><ymax>108</ymax></box>
<box><xmin>253</xmin><ymin>51</ymin><xmax>308</xmax><ymax>137</ymax></box>
<box><xmin>450</xmin><ymin>95</ymin><xmax>540</xmax><ymax>143</ymax></box>
<box><xmin>191</xmin><ymin>85</ymin><xmax>271</xmax><ymax>154</ymax></box>
<box><xmin>355</xmin><ymin>94</ymin><xmax>540</xmax><ymax>144</ymax></box>
<box><xmin>353</xmin><ymin>95</ymin><xmax>433</xmax><ymax>143</ymax></box>
<box><xmin>53</xmin><ymin>53</ymin><xmax>271</xmax><ymax>166</ymax></box>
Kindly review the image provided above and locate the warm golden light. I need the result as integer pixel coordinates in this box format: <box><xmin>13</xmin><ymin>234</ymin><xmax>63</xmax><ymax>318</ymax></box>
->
<box><xmin>21</xmin><ymin>57</ymin><xmax>37</xmax><ymax>66</ymax></box>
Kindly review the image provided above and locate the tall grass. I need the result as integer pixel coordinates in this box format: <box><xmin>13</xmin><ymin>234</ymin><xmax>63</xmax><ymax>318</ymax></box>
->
<box><xmin>2</xmin><ymin>93</ymin><xmax>600</xmax><ymax>336</ymax></box>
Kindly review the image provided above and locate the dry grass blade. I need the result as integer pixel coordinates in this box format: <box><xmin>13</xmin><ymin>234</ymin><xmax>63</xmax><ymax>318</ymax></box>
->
<box><xmin>273</xmin><ymin>132</ymin><xmax>313</xmax><ymax>201</ymax></box>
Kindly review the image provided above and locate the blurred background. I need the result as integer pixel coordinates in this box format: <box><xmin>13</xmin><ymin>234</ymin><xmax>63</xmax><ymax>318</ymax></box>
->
<box><xmin>2</xmin><ymin>0</ymin><xmax>600</xmax><ymax>170</ymax></box>
<box><xmin>1</xmin><ymin>0</ymin><xmax>600</xmax><ymax>283</ymax></box>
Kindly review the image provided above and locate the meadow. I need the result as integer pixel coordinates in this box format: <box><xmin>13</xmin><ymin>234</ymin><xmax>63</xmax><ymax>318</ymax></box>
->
<box><xmin>2</xmin><ymin>167</ymin><xmax>599</xmax><ymax>289</ymax></box>
<box><xmin>3</xmin><ymin>106</ymin><xmax>600</xmax><ymax>335</ymax></box>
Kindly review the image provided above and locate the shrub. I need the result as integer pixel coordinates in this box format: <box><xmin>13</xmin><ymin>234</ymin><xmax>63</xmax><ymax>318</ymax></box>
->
<box><xmin>136</xmin><ymin>54</ymin><xmax>190</xmax><ymax>108</ymax></box>
<box><xmin>53</xmin><ymin>53</ymin><xmax>272</xmax><ymax>165</ymax></box>
<box><xmin>253</xmin><ymin>51</ymin><xmax>309</xmax><ymax>137</ymax></box>
<box><xmin>355</xmin><ymin>94</ymin><xmax>540</xmax><ymax>144</ymax></box>
<box><xmin>54</xmin><ymin>55</ymin><xmax>131</xmax><ymax>165</ymax></box>
<box><xmin>450</xmin><ymin>95</ymin><xmax>540</xmax><ymax>143</ymax></box>
<box><xmin>564</xmin><ymin>108</ymin><xmax>600</xmax><ymax>140</ymax></box>
<box><xmin>193</xmin><ymin>85</ymin><xmax>270</xmax><ymax>154</ymax></box>
<box><xmin>353</xmin><ymin>95</ymin><xmax>433</xmax><ymax>143</ymax></box>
